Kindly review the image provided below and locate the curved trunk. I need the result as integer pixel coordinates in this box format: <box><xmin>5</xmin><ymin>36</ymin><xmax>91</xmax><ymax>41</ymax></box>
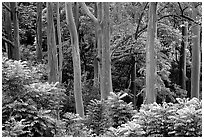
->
<box><xmin>65</xmin><ymin>2</ymin><xmax>84</xmax><ymax>118</ymax></box>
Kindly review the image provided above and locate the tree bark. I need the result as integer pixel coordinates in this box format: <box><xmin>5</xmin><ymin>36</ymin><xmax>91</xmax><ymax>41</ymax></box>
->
<box><xmin>144</xmin><ymin>2</ymin><xmax>157</xmax><ymax>104</ymax></box>
<box><xmin>131</xmin><ymin>56</ymin><xmax>137</xmax><ymax>109</ymax></box>
<box><xmin>65</xmin><ymin>2</ymin><xmax>84</xmax><ymax>118</ymax></box>
<box><xmin>36</xmin><ymin>2</ymin><xmax>43</xmax><ymax>61</ymax></box>
<box><xmin>10</xmin><ymin>2</ymin><xmax>20</xmax><ymax>60</ymax></box>
<box><xmin>93</xmin><ymin>2</ymin><xmax>99</xmax><ymax>87</ymax></box>
<box><xmin>101</xmin><ymin>2</ymin><xmax>113</xmax><ymax>100</ymax></box>
<box><xmin>4</xmin><ymin>3</ymin><xmax>13</xmax><ymax>59</ymax></box>
<box><xmin>47</xmin><ymin>2</ymin><xmax>59</xmax><ymax>83</ymax></box>
<box><xmin>179</xmin><ymin>22</ymin><xmax>188</xmax><ymax>90</ymax></box>
<box><xmin>191</xmin><ymin>6</ymin><xmax>200</xmax><ymax>99</ymax></box>
<box><xmin>56</xmin><ymin>2</ymin><xmax>63</xmax><ymax>83</ymax></box>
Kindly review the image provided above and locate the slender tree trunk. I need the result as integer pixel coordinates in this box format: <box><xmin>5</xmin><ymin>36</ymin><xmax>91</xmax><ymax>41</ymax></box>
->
<box><xmin>36</xmin><ymin>2</ymin><xmax>43</xmax><ymax>61</ymax></box>
<box><xmin>191</xmin><ymin>6</ymin><xmax>200</xmax><ymax>99</ymax></box>
<box><xmin>179</xmin><ymin>22</ymin><xmax>188</xmax><ymax>90</ymax></box>
<box><xmin>97</xmin><ymin>2</ymin><xmax>103</xmax><ymax>98</ymax></box>
<box><xmin>4</xmin><ymin>3</ymin><xmax>13</xmax><ymax>59</ymax></box>
<box><xmin>10</xmin><ymin>2</ymin><xmax>20</xmax><ymax>60</ymax></box>
<box><xmin>145</xmin><ymin>2</ymin><xmax>157</xmax><ymax>104</ymax></box>
<box><xmin>47</xmin><ymin>2</ymin><xmax>59</xmax><ymax>83</ymax></box>
<box><xmin>65</xmin><ymin>2</ymin><xmax>84</xmax><ymax>118</ymax></box>
<box><xmin>93</xmin><ymin>2</ymin><xmax>99</xmax><ymax>87</ymax></box>
<box><xmin>56</xmin><ymin>2</ymin><xmax>63</xmax><ymax>83</ymax></box>
<box><xmin>101</xmin><ymin>2</ymin><xmax>113</xmax><ymax>100</ymax></box>
<box><xmin>131</xmin><ymin>56</ymin><xmax>137</xmax><ymax>109</ymax></box>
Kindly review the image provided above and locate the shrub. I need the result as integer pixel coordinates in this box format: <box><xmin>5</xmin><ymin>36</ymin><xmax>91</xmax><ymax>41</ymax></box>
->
<box><xmin>2</xmin><ymin>57</ymin><xmax>67</xmax><ymax>137</ymax></box>
<box><xmin>84</xmin><ymin>99</ymin><xmax>111</xmax><ymax>136</ymax></box>
<box><xmin>115</xmin><ymin>97</ymin><xmax>202</xmax><ymax>137</ymax></box>
<box><xmin>105</xmin><ymin>92</ymin><xmax>135</xmax><ymax>128</ymax></box>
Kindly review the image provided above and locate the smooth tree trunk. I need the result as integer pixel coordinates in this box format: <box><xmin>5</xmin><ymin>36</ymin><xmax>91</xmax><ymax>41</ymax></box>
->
<box><xmin>144</xmin><ymin>2</ymin><xmax>157</xmax><ymax>104</ymax></box>
<box><xmin>101</xmin><ymin>2</ymin><xmax>113</xmax><ymax>100</ymax></box>
<box><xmin>131</xmin><ymin>56</ymin><xmax>137</xmax><ymax>109</ymax></box>
<box><xmin>97</xmin><ymin>3</ymin><xmax>103</xmax><ymax>98</ymax></box>
<box><xmin>36</xmin><ymin>2</ymin><xmax>43</xmax><ymax>61</ymax></box>
<box><xmin>47</xmin><ymin>2</ymin><xmax>59</xmax><ymax>83</ymax></box>
<box><xmin>179</xmin><ymin>22</ymin><xmax>188</xmax><ymax>90</ymax></box>
<box><xmin>56</xmin><ymin>2</ymin><xmax>63</xmax><ymax>83</ymax></box>
<box><xmin>10</xmin><ymin>2</ymin><xmax>20</xmax><ymax>60</ymax></box>
<box><xmin>4</xmin><ymin>3</ymin><xmax>13</xmax><ymax>59</ymax></box>
<box><xmin>191</xmin><ymin>6</ymin><xmax>200</xmax><ymax>99</ymax></box>
<box><xmin>80</xmin><ymin>2</ymin><xmax>104</xmax><ymax>98</ymax></box>
<box><xmin>93</xmin><ymin>2</ymin><xmax>99</xmax><ymax>87</ymax></box>
<box><xmin>65</xmin><ymin>2</ymin><xmax>84</xmax><ymax>118</ymax></box>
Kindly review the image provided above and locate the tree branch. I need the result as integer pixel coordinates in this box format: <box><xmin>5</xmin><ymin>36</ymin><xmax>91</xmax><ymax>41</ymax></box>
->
<box><xmin>2</xmin><ymin>37</ymin><xmax>14</xmax><ymax>48</ymax></box>
<box><xmin>2</xmin><ymin>3</ymin><xmax>11</xmax><ymax>13</ymax></box>
<box><xmin>79</xmin><ymin>2</ymin><xmax>99</xmax><ymax>24</ymax></box>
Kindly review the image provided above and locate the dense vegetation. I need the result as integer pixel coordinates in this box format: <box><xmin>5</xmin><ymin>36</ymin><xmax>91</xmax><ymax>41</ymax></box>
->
<box><xmin>2</xmin><ymin>2</ymin><xmax>202</xmax><ymax>137</ymax></box>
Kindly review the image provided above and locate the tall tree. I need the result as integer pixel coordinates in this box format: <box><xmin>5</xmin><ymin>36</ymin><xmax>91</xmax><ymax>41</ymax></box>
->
<box><xmin>36</xmin><ymin>2</ymin><xmax>43</xmax><ymax>61</ymax></box>
<box><xmin>101</xmin><ymin>2</ymin><xmax>113</xmax><ymax>99</ymax></box>
<box><xmin>80</xmin><ymin>2</ymin><xmax>109</xmax><ymax>99</ymax></box>
<box><xmin>179</xmin><ymin>22</ymin><xmax>188</xmax><ymax>90</ymax></box>
<box><xmin>191</xmin><ymin>4</ymin><xmax>200</xmax><ymax>99</ymax></box>
<box><xmin>144</xmin><ymin>2</ymin><xmax>157</xmax><ymax>104</ymax></box>
<box><xmin>4</xmin><ymin>3</ymin><xmax>13</xmax><ymax>59</ymax></box>
<box><xmin>47</xmin><ymin>2</ymin><xmax>59</xmax><ymax>83</ymax></box>
<box><xmin>10</xmin><ymin>2</ymin><xmax>20</xmax><ymax>60</ymax></box>
<box><xmin>56</xmin><ymin>2</ymin><xmax>63</xmax><ymax>83</ymax></box>
<box><xmin>93</xmin><ymin>2</ymin><xmax>99</xmax><ymax>87</ymax></box>
<box><xmin>65</xmin><ymin>2</ymin><xmax>84</xmax><ymax>118</ymax></box>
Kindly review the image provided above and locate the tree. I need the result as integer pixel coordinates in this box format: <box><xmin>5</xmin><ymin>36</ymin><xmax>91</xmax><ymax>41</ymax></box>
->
<box><xmin>65</xmin><ymin>2</ymin><xmax>84</xmax><ymax>117</ymax></box>
<box><xmin>191</xmin><ymin>4</ymin><xmax>201</xmax><ymax>99</ymax></box>
<box><xmin>101</xmin><ymin>2</ymin><xmax>113</xmax><ymax>99</ymax></box>
<box><xmin>36</xmin><ymin>2</ymin><xmax>43</xmax><ymax>61</ymax></box>
<box><xmin>179</xmin><ymin>22</ymin><xmax>188</xmax><ymax>90</ymax></box>
<box><xmin>10</xmin><ymin>2</ymin><xmax>20</xmax><ymax>60</ymax></box>
<box><xmin>144</xmin><ymin>2</ymin><xmax>157</xmax><ymax>104</ymax></box>
<box><xmin>80</xmin><ymin>2</ymin><xmax>112</xmax><ymax>100</ymax></box>
<box><xmin>56</xmin><ymin>2</ymin><xmax>63</xmax><ymax>83</ymax></box>
<box><xmin>47</xmin><ymin>2</ymin><xmax>59</xmax><ymax>83</ymax></box>
<box><xmin>3</xmin><ymin>3</ymin><xmax>14</xmax><ymax>59</ymax></box>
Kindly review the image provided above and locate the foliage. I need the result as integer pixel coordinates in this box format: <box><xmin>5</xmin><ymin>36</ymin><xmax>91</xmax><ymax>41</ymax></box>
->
<box><xmin>55</xmin><ymin>112</ymin><xmax>92</xmax><ymax>137</ymax></box>
<box><xmin>2</xmin><ymin>57</ymin><xmax>67</xmax><ymax>137</ymax></box>
<box><xmin>113</xmin><ymin>97</ymin><xmax>202</xmax><ymax>137</ymax></box>
<box><xmin>84</xmin><ymin>99</ymin><xmax>111</xmax><ymax>136</ymax></box>
<box><xmin>106</xmin><ymin>92</ymin><xmax>136</xmax><ymax>128</ymax></box>
<box><xmin>2</xmin><ymin>102</ymin><xmax>56</xmax><ymax>137</ymax></box>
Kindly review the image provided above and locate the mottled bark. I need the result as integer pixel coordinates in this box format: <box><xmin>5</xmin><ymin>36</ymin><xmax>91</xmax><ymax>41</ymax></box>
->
<box><xmin>179</xmin><ymin>22</ymin><xmax>188</xmax><ymax>90</ymax></box>
<box><xmin>101</xmin><ymin>2</ymin><xmax>113</xmax><ymax>100</ymax></box>
<box><xmin>191</xmin><ymin>6</ymin><xmax>200</xmax><ymax>99</ymax></box>
<box><xmin>56</xmin><ymin>2</ymin><xmax>63</xmax><ymax>83</ymax></box>
<box><xmin>65</xmin><ymin>2</ymin><xmax>84</xmax><ymax>117</ymax></box>
<box><xmin>47</xmin><ymin>2</ymin><xmax>59</xmax><ymax>83</ymax></box>
<box><xmin>10</xmin><ymin>2</ymin><xmax>20</xmax><ymax>60</ymax></box>
<box><xmin>36</xmin><ymin>2</ymin><xmax>43</xmax><ymax>61</ymax></box>
<box><xmin>145</xmin><ymin>2</ymin><xmax>157</xmax><ymax>104</ymax></box>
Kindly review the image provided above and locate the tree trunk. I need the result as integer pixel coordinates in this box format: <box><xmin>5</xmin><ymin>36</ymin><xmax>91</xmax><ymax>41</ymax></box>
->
<box><xmin>131</xmin><ymin>56</ymin><xmax>137</xmax><ymax>109</ymax></box>
<box><xmin>47</xmin><ymin>2</ymin><xmax>59</xmax><ymax>83</ymax></box>
<box><xmin>191</xmin><ymin>6</ymin><xmax>200</xmax><ymax>99</ymax></box>
<box><xmin>179</xmin><ymin>22</ymin><xmax>188</xmax><ymax>90</ymax></box>
<box><xmin>65</xmin><ymin>2</ymin><xmax>84</xmax><ymax>118</ymax></box>
<box><xmin>36</xmin><ymin>2</ymin><xmax>43</xmax><ymax>61</ymax></box>
<box><xmin>10</xmin><ymin>2</ymin><xmax>20</xmax><ymax>60</ymax></box>
<box><xmin>93</xmin><ymin>2</ymin><xmax>99</xmax><ymax>87</ymax></box>
<box><xmin>101</xmin><ymin>2</ymin><xmax>113</xmax><ymax>100</ymax></box>
<box><xmin>4</xmin><ymin>3</ymin><xmax>13</xmax><ymax>59</ymax></box>
<box><xmin>144</xmin><ymin>2</ymin><xmax>157</xmax><ymax>104</ymax></box>
<box><xmin>97</xmin><ymin>3</ymin><xmax>103</xmax><ymax>98</ymax></box>
<box><xmin>56</xmin><ymin>2</ymin><xmax>63</xmax><ymax>83</ymax></box>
